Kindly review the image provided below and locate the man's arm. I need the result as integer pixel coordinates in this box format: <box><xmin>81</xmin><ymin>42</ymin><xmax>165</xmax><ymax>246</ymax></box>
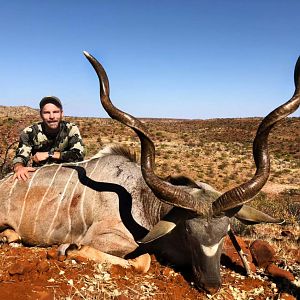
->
<box><xmin>13</xmin><ymin>129</ymin><xmax>33</xmax><ymax>167</ymax></box>
<box><xmin>12</xmin><ymin>128</ymin><xmax>36</xmax><ymax>181</ymax></box>
<box><xmin>60</xmin><ymin>124</ymin><xmax>85</xmax><ymax>162</ymax></box>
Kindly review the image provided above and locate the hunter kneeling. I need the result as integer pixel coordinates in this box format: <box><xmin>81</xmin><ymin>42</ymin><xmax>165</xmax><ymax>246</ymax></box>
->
<box><xmin>13</xmin><ymin>96</ymin><xmax>86</xmax><ymax>181</ymax></box>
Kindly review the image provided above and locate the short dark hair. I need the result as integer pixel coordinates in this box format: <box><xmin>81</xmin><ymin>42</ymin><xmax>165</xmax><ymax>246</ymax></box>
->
<box><xmin>39</xmin><ymin>96</ymin><xmax>63</xmax><ymax>110</ymax></box>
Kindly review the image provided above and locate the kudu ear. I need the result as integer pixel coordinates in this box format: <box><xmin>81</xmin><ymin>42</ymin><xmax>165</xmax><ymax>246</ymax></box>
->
<box><xmin>137</xmin><ymin>220</ymin><xmax>176</xmax><ymax>244</ymax></box>
<box><xmin>233</xmin><ymin>205</ymin><xmax>284</xmax><ymax>225</ymax></box>
<box><xmin>138</xmin><ymin>207</ymin><xmax>194</xmax><ymax>244</ymax></box>
<box><xmin>165</xmin><ymin>175</ymin><xmax>200</xmax><ymax>188</ymax></box>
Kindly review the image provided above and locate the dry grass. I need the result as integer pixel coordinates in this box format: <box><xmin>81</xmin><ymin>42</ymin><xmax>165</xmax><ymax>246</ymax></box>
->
<box><xmin>1</xmin><ymin>105</ymin><xmax>299</xmax><ymax>192</ymax></box>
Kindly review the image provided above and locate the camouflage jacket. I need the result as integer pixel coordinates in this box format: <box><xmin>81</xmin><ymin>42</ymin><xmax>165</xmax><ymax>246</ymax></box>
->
<box><xmin>13</xmin><ymin>121</ymin><xmax>85</xmax><ymax>167</ymax></box>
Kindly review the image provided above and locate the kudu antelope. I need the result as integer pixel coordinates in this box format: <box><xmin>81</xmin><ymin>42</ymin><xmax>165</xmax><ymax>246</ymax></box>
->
<box><xmin>0</xmin><ymin>53</ymin><xmax>299</xmax><ymax>293</ymax></box>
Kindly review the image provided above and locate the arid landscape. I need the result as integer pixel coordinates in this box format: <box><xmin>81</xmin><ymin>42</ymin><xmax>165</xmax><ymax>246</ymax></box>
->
<box><xmin>0</xmin><ymin>105</ymin><xmax>299</xmax><ymax>299</ymax></box>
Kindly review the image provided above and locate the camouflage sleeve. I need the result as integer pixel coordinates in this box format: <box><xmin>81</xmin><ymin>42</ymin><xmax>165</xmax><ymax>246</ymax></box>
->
<box><xmin>12</xmin><ymin>127</ymin><xmax>34</xmax><ymax>166</ymax></box>
<box><xmin>60</xmin><ymin>124</ymin><xmax>86</xmax><ymax>162</ymax></box>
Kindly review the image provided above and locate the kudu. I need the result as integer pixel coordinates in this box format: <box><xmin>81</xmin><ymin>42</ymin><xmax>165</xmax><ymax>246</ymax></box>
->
<box><xmin>0</xmin><ymin>53</ymin><xmax>299</xmax><ymax>294</ymax></box>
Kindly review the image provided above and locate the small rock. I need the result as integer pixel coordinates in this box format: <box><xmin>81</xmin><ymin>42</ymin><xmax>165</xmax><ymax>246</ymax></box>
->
<box><xmin>8</xmin><ymin>261</ymin><xmax>34</xmax><ymax>275</ymax></box>
<box><xmin>71</xmin><ymin>255</ymin><xmax>87</xmax><ymax>264</ymax></box>
<box><xmin>280</xmin><ymin>293</ymin><xmax>297</xmax><ymax>300</ymax></box>
<box><xmin>8</xmin><ymin>263</ymin><xmax>26</xmax><ymax>275</ymax></box>
<box><xmin>47</xmin><ymin>249</ymin><xmax>59</xmax><ymax>260</ymax></box>
<box><xmin>47</xmin><ymin>249</ymin><xmax>66</xmax><ymax>261</ymax></box>
<box><xmin>266</xmin><ymin>264</ymin><xmax>295</xmax><ymax>281</ymax></box>
<box><xmin>114</xmin><ymin>295</ymin><xmax>129</xmax><ymax>300</ymax></box>
<box><xmin>37</xmin><ymin>261</ymin><xmax>50</xmax><ymax>273</ymax></box>
<box><xmin>250</xmin><ymin>240</ymin><xmax>275</xmax><ymax>268</ymax></box>
<box><xmin>40</xmin><ymin>250</ymin><xmax>48</xmax><ymax>260</ymax></box>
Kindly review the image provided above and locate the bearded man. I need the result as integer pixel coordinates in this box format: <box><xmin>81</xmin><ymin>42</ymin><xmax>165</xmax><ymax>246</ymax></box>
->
<box><xmin>13</xmin><ymin>96</ymin><xmax>85</xmax><ymax>181</ymax></box>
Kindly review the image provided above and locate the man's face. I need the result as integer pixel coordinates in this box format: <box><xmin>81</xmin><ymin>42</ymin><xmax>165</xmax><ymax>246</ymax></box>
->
<box><xmin>40</xmin><ymin>103</ymin><xmax>63</xmax><ymax>131</ymax></box>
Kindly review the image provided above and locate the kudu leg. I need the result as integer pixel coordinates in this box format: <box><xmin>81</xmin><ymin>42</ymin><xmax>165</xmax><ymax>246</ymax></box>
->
<box><xmin>0</xmin><ymin>229</ymin><xmax>21</xmax><ymax>244</ymax></box>
<box><xmin>228</xmin><ymin>228</ymin><xmax>252</xmax><ymax>276</ymax></box>
<box><xmin>67</xmin><ymin>245</ymin><xmax>151</xmax><ymax>273</ymax></box>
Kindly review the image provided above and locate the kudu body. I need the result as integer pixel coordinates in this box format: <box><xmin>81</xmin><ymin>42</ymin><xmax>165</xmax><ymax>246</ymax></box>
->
<box><xmin>0</xmin><ymin>53</ymin><xmax>299</xmax><ymax>293</ymax></box>
<box><xmin>0</xmin><ymin>149</ymin><xmax>173</xmax><ymax>254</ymax></box>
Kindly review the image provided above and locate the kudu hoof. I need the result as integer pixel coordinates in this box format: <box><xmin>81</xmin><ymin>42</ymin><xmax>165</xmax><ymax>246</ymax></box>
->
<box><xmin>0</xmin><ymin>229</ymin><xmax>21</xmax><ymax>244</ymax></box>
<box><xmin>128</xmin><ymin>253</ymin><xmax>151</xmax><ymax>273</ymax></box>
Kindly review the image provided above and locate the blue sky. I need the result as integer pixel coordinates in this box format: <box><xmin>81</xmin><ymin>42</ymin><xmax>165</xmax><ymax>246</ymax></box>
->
<box><xmin>0</xmin><ymin>1</ymin><xmax>299</xmax><ymax>119</ymax></box>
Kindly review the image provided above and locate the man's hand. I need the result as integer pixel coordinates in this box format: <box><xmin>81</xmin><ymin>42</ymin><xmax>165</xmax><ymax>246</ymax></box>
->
<box><xmin>32</xmin><ymin>152</ymin><xmax>49</xmax><ymax>164</ymax></box>
<box><xmin>13</xmin><ymin>164</ymin><xmax>36</xmax><ymax>181</ymax></box>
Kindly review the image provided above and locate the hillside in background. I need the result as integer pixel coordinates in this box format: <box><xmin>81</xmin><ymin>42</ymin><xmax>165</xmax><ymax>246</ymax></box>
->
<box><xmin>1</xmin><ymin>105</ymin><xmax>298</xmax><ymax>191</ymax></box>
<box><xmin>0</xmin><ymin>105</ymin><xmax>39</xmax><ymax>118</ymax></box>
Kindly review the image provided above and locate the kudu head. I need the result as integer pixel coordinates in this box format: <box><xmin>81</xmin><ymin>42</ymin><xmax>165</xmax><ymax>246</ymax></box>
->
<box><xmin>83</xmin><ymin>51</ymin><xmax>300</xmax><ymax>293</ymax></box>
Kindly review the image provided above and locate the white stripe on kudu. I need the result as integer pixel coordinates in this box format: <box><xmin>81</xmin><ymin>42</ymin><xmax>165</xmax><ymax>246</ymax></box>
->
<box><xmin>32</xmin><ymin>164</ymin><xmax>62</xmax><ymax>236</ymax></box>
<box><xmin>201</xmin><ymin>239</ymin><xmax>224</xmax><ymax>257</ymax></box>
<box><xmin>0</xmin><ymin>174</ymin><xmax>12</xmax><ymax>189</ymax></box>
<box><xmin>62</xmin><ymin>161</ymin><xmax>89</xmax><ymax>243</ymax></box>
<box><xmin>17</xmin><ymin>168</ymin><xmax>41</xmax><ymax>230</ymax></box>
<box><xmin>46</xmin><ymin>166</ymin><xmax>77</xmax><ymax>243</ymax></box>
<box><xmin>7</xmin><ymin>178</ymin><xmax>18</xmax><ymax>218</ymax></box>
<box><xmin>75</xmin><ymin>158</ymin><xmax>100</xmax><ymax>243</ymax></box>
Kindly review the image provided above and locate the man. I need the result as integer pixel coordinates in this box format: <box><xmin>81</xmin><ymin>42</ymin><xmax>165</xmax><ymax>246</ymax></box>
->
<box><xmin>13</xmin><ymin>96</ymin><xmax>85</xmax><ymax>181</ymax></box>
